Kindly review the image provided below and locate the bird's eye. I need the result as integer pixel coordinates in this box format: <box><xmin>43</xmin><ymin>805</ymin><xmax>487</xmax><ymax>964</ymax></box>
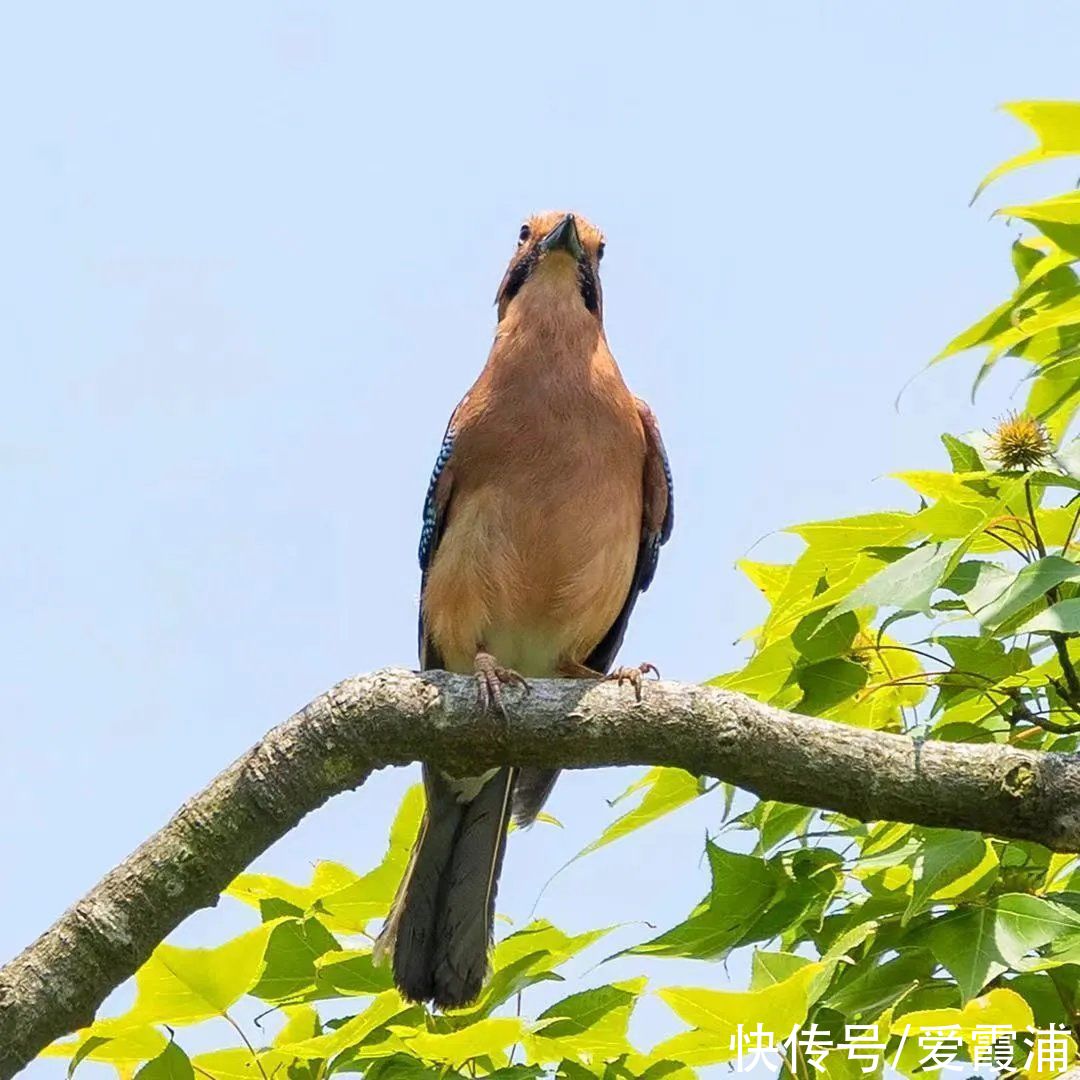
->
<box><xmin>597</xmin><ymin>241</ymin><xmax>606</xmax><ymax>261</ymax></box>
<box><xmin>518</xmin><ymin>224</ymin><xmax>531</xmax><ymax>245</ymax></box>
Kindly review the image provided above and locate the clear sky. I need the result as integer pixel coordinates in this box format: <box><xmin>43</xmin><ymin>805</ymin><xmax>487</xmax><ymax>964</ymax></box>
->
<box><xmin>5</xmin><ymin>2</ymin><xmax>1080</xmax><ymax>1074</ymax></box>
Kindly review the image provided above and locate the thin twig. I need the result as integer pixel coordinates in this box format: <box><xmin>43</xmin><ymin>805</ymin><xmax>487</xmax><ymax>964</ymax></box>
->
<box><xmin>1027</xmin><ymin>479</ymin><xmax>1048</xmax><ymax>558</ymax></box>
<box><xmin>1063</xmin><ymin>501</ymin><xmax>1080</xmax><ymax>555</ymax></box>
<box><xmin>852</xmin><ymin>643</ymin><xmax>991</xmax><ymax>677</ymax></box>
<box><xmin>985</xmin><ymin>528</ymin><xmax>1033</xmax><ymax>562</ymax></box>
<box><xmin>991</xmin><ymin>516</ymin><xmax>1039</xmax><ymax>551</ymax></box>
<box><xmin>225</xmin><ymin>1013</ymin><xmax>270</xmax><ymax>1080</ymax></box>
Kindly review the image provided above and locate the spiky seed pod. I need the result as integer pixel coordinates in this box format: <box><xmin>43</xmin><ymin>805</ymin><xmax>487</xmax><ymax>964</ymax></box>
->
<box><xmin>986</xmin><ymin>412</ymin><xmax>1051</xmax><ymax>471</ymax></box>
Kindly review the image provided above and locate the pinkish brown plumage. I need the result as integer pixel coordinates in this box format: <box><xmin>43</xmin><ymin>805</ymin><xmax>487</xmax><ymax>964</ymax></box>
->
<box><xmin>376</xmin><ymin>211</ymin><xmax>673</xmax><ymax>1010</ymax></box>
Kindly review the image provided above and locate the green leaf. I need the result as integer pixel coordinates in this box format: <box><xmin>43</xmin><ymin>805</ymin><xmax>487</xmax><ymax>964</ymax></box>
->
<box><xmin>258</xmin><ymin>897</ymin><xmax>304</xmax><ymax>921</ymax></box>
<box><xmin>791</xmin><ymin>606</ymin><xmax>859</xmax><ymax>663</ymax></box>
<box><xmin>749</xmin><ymin>950</ymin><xmax>812</xmax><ymax>990</ymax></box>
<box><xmin>1004</xmin><ymin>189</ymin><xmax>1080</xmax><ymax>228</ymax></box>
<box><xmin>572</xmin><ymin>768</ymin><xmax>701</xmax><ymax>860</ymax></box>
<box><xmin>908</xmin><ymin>474</ymin><xmax>1027</xmax><ymax>547</ymax></box>
<box><xmin>740</xmin><ymin>801</ymin><xmax>815</xmax><ymax>854</ymax></box>
<box><xmin>361</xmin><ymin>1054</ymin><xmax>454</xmax><ymax>1080</ymax></box>
<box><xmin>943</xmin><ymin>559</ymin><xmax>1014</xmax><ymax>611</ymax></box>
<box><xmin>1013</xmin><ymin>237</ymin><xmax>1052</xmax><ymax>280</ymax></box>
<box><xmin>905</xmin><ymin>830</ymin><xmax>992</xmax><ymax>923</ymax></box>
<box><xmin>1017</xmin><ymin>242</ymin><xmax>1080</xmax><ymax>293</ymax></box>
<box><xmin>890</xmin><ymin>988</ymin><xmax>1034</xmax><ymax>1079</ymax></box>
<box><xmin>652</xmin><ymin>963</ymin><xmax>825</xmax><ymax>1066</ymax></box>
<box><xmin>757</xmin><ymin>514</ymin><xmax>922</xmax><ymax>641</ymax></box>
<box><xmin>134</xmin><ymin>1042</ymin><xmax>194</xmax><ymax>1080</ymax></box>
<box><xmin>974</xmin><ymin>101</ymin><xmax>1080</xmax><ymax>198</ymax></box>
<box><xmin>119</xmin><ymin>920</ymin><xmax>278</xmax><ymax>1027</ymax></box>
<box><xmin>274</xmin><ymin>1004</ymin><xmax>321</xmax><ymax>1046</ymax></box>
<box><xmin>824</xmin><ymin>948</ymin><xmax>933</xmax><ymax>1018</ymax></box>
<box><xmin>227</xmin><ymin>859</ymin><xmax>363</xmax><ymax>930</ymax></box>
<box><xmin>795</xmin><ymin>657</ymin><xmax>868</xmax><ymax>716</ymax></box>
<box><xmin>528</xmin><ymin>980</ymin><xmax>645</xmax><ymax>1061</ymax></box>
<box><xmin>1006</xmin><ymin>972</ymin><xmax>1070</xmax><ymax>1029</ymax></box>
<box><xmin>936</xmin><ymin>635</ymin><xmax>1032</xmax><ymax>683</ymax></box>
<box><xmin>624</xmin><ymin>842</ymin><xmax>782</xmax><ymax>960</ymax></box>
<box><xmin>250</xmin><ymin>915</ymin><xmax>341</xmax><ymax>1002</ymax></box>
<box><xmin>1027</xmin><ymin>354</ymin><xmax>1080</xmax><ymax>441</ymax></box>
<box><xmin>787</xmin><ymin>512</ymin><xmax>921</xmax><ymax>553</ymax></box>
<box><xmin>275</xmin><ymin>989</ymin><xmax>407</xmax><ymax>1058</ymax></box>
<box><xmin>314</xmin><ymin>949</ymin><xmax>394</xmax><ymax>997</ymax></box>
<box><xmin>42</xmin><ymin>1026</ymin><xmax>168</xmax><ymax>1066</ymax></box>
<box><xmin>495</xmin><ymin>921</ymin><xmax>610</xmax><ymax>973</ymax></box>
<box><xmin>1058</xmin><ymin>435</ymin><xmax>1080</xmax><ymax>478</ymax></box>
<box><xmin>827</xmin><ymin>541</ymin><xmax>961</xmax><ymax>620</ymax></box>
<box><xmin>941</xmin><ymin>434</ymin><xmax>984</xmax><ymax>472</ymax></box>
<box><xmin>998</xmin><ymin>292</ymin><xmax>1080</xmax><ymax>349</ymax></box>
<box><xmin>927</xmin><ymin>893</ymin><xmax>1080</xmax><ymax>1001</ymax></box>
<box><xmin>738</xmin><ymin>561</ymin><xmax>792</xmax><ymax>606</ymax></box>
<box><xmin>712</xmin><ymin>639</ymin><xmax>801</xmax><ymax>705</ymax></box>
<box><xmin>403</xmin><ymin>1017</ymin><xmax>527</xmax><ymax>1068</ymax></box>
<box><xmin>190</xmin><ymin>1049</ymin><xmax>301</xmax><ymax>1080</ymax></box>
<box><xmin>66</xmin><ymin>1037</ymin><xmax>112</xmax><ymax>1078</ymax></box>
<box><xmin>623</xmin><ymin>908</ymin><xmax>736</xmax><ymax>960</ymax></box>
<box><xmin>227</xmin><ymin>874</ymin><xmax>322</xmax><ymax>916</ymax></box>
<box><xmin>934</xmin><ymin>299</ymin><xmax>1015</xmax><ymax>364</ymax></box>
<box><xmin>1015</xmin><ymin>597</ymin><xmax>1080</xmax><ymax>634</ymax></box>
<box><xmin>1026</xmin><ymin>467</ymin><xmax>1080</xmax><ymax>495</ymax></box>
<box><xmin>749</xmin><ymin>848</ymin><xmax>843</xmax><ymax>946</ymax></box>
<box><xmin>972</xmin><ymin>555</ymin><xmax>1080</xmax><ymax>630</ymax></box>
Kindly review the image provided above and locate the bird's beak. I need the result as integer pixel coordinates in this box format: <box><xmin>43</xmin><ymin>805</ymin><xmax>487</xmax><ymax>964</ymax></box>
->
<box><xmin>539</xmin><ymin>214</ymin><xmax>583</xmax><ymax>259</ymax></box>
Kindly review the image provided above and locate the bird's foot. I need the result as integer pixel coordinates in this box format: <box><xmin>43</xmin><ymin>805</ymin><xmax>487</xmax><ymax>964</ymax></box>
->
<box><xmin>602</xmin><ymin>662</ymin><xmax>660</xmax><ymax>702</ymax></box>
<box><xmin>474</xmin><ymin>651</ymin><xmax>530</xmax><ymax>717</ymax></box>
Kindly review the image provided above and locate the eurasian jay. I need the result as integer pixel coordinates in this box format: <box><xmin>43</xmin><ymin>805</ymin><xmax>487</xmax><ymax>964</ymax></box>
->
<box><xmin>376</xmin><ymin>211</ymin><xmax>673</xmax><ymax>1009</ymax></box>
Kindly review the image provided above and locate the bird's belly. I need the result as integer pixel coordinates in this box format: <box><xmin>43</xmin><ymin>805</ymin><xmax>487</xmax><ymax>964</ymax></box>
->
<box><xmin>423</xmin><ymin>484</ymin><xmax>641</xmax><ymax>677</ymax></box>
<box><xmin>480</xmin><ymin>625</ymin><xmax>572</xmax><ymax>679</ymax></box>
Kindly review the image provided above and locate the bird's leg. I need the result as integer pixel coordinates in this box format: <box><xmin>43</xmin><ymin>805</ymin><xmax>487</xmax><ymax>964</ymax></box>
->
<box><xmin>602</xmin><ymin>662</ymin><xmax>661</xmax><ymax>703</ymax></box>
<box><xmin>474</xmin><ymin>650</ymin><xmax>529</xmax><ymax>718</ymax></box>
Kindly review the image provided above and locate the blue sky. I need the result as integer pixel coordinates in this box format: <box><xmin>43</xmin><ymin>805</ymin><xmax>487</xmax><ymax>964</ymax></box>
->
<box><xmin>5</xmin><ymin>2</ymin><xmax>1080</xmax><ymax>1074</ymax></box>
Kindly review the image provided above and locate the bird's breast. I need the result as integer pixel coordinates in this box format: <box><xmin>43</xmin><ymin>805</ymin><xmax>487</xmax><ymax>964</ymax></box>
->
<box><xmin>422</xmin><ymin>379</ymin><xmax>645</xmax><ymax>677</ymax></box>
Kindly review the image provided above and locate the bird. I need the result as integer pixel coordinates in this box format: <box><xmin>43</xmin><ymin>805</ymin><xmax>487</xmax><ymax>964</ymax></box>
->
<box><xmin>374</xmin><ymin>211</ymin><xmax>674</xmax><ymax>1010</ymax></box>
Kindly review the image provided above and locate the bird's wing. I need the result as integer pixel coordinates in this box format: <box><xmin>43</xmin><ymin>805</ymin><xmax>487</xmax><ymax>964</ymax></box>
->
<box><xmin>584</xmin><ymin>397</ymin><xmax>674</xmax><ymax>674</ymax></box>
<box><xmin>418</xmin><ymin>397</ymin><xmax>467</xmax><ymax>669</ymax></box>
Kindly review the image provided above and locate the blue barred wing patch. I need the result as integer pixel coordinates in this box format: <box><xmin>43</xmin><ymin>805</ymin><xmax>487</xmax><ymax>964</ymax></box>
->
<box><xmin>419</xmin><ymin>410</ymin><xmax>460</xmax><ymax>571</ymax></box>
<box><xmin>419</xmin><ymin>399</ymin><xmax>466</xmax><ymax>667</ymax></box>
<box><xmin>659</xmin><ymin>432</ymin><xmax>674</xmax><ymax>545</ymax></box>
<box><xmin>640</xmin><ymin>425</ymin><xmax>674</xmax><ymax>591</ymax></box>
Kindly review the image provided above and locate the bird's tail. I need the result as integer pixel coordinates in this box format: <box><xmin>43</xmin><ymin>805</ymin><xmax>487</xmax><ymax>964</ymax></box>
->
<box><xmin>376</xmin><ymin>766</ymin><xmax>515</xmax><ymax>1010</ymax></box>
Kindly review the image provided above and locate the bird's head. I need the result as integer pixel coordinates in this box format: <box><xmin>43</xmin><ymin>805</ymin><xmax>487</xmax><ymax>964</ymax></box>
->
<box><xmin>495</xmin><ymin>211</ymin><xmax>606</xmax><ymax>325</ymax></box>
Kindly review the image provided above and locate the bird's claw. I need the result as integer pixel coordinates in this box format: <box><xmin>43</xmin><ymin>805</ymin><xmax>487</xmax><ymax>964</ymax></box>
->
<box><xmin>474</xmin><ymin>651</ymin><xmax>530</xmax><ymax>718</ymax></box>
<box><xmin>602</xmin><ymin>662</ymin><xmax>660</xmax><ymax>702</ymax></box>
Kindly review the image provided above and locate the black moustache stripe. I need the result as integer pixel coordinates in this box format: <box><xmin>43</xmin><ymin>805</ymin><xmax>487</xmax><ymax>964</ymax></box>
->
<box><xmin>500</xmin><ymin>249</ymin><xmax>538</xmax><ymax>305</ymax></box>
<box><xmin>577</xmin><ymin>256</ymin><xmax>599</xmax><ymax>314</ymax></box>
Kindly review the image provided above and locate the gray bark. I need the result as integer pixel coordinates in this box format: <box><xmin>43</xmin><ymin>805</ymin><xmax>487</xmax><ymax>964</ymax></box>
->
<box><xmin>3</xmin><ymin>667</ymin><xmax>1080</xmax><ymax>1076</ymax></box>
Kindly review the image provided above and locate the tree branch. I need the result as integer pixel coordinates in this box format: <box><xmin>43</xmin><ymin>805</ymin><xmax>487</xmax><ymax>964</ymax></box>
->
<box><xmin>4</xmin><ymin>667</ymin><xmax>1080</xmax><ymax>1076</ymax></box>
